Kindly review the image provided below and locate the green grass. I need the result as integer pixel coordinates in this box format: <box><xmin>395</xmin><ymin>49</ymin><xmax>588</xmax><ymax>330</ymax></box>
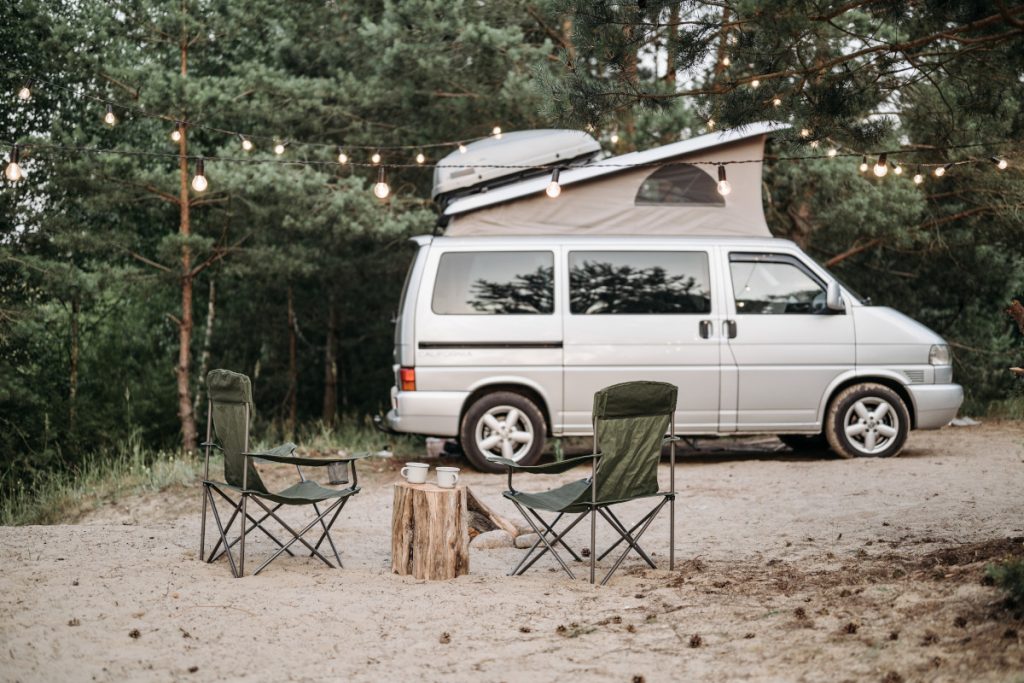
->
<box><xmin>1</xmin><ymin>416</ymin><xmax>425</xmax><ymax>526</ymax></box>
<box><xmin>987</xmin><ymin>558</ymin><xmax>1024</xmax><ymax>608</ymax></box>
<box><xmin>0</xmin><ymin>436</ymin><xmax>200</xmax><ymax>526</ymax></box>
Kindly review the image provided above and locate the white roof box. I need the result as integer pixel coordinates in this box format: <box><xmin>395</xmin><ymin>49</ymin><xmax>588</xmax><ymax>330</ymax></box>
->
<box><xmin>431</xmin><ymin>129</ymin><xmax>600</xmax><ymax>202</ymax></box>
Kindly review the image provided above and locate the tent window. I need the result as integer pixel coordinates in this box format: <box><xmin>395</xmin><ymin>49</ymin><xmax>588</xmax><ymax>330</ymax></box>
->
<box><xmin>634</xmin><ymin>163</ymin><xmax>725</xmax><ymax>206</ymax></box>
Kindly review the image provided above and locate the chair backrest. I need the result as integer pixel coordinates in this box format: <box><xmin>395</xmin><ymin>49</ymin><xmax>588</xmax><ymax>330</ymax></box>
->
<box><xmin>591</xmin><ymin>381</ymin><xmax>677</xmax><ymax>504</ymax></box>
<box><xmin>206</xmin><ymin>369</ymin><xmax>267</xmax><ymax>493</ymax></box>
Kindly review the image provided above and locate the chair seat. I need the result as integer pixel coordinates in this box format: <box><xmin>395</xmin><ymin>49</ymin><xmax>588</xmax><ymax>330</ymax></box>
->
<box><xmin>504</xmin><ymin>479</ymin><xmax>592</xmax><ymax>512</ymax></box>
<box><xmin>205</xmin><ymin>479</ymin><xmax>358</xmax><ymax>505</ymax></box>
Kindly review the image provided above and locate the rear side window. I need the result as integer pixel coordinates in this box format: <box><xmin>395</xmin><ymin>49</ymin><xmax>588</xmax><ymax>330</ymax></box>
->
<box><xmin>569</xmin><ymin>251</ymin><xmax>712</xmax><ymax>314</ymax></box>
<box><xmin>432</xmin><ymin>251</ymin><xmax>554</xmax><ymax>315</ymax></box>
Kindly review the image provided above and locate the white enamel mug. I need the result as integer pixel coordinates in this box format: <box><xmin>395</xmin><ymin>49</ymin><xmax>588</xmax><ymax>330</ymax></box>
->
<box><xmin>435</xmin><ymin>466</ymin><xmax>460</xmax><ymax>489</ymax></box>
<box><xmin>400</xmin><ymin>462</ymin><xmax>429</xmax><ymax>484</ymax></box>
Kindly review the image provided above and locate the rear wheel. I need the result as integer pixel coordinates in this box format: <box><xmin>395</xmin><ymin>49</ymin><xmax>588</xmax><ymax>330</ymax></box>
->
<box><xmin>825</xmin><ymin>383</ymin><xmax>910</xmax><ymax>458</ymax></box>
<box><xmin>460</xmin><ymin>391</ymin><xmax>546</xmax><ymax>473</ymax></box>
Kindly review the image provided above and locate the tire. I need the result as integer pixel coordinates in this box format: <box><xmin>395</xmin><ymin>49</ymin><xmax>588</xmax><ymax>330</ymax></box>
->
<box><xmin>824</xmin><ymin>383</ymin><xmax>910</xmax><ymax>458</ymax></box>
<box><xmin>779</xmin><ymin>433</ymin><xmax>830</xmax><ymax>452</ymax></box>
<box><xmin>460</xmin><ymin>391</ymin><xmax>546</xmax><ymax>473</ymax></box>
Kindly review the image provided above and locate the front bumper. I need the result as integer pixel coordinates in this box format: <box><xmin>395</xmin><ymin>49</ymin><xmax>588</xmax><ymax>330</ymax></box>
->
<box><xmin>384</xmin><ymin>387</ymin><xmax>467</xmax><ymax>437</ymax></box>
<box><xmin>908</xmin><ymin>383</ymin><xmax>964</xmax><ymax>429</ymax></box>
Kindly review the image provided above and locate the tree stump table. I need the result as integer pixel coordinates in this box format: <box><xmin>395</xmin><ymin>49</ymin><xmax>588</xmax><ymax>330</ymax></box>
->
<box><xmin>391</xmin><ymin>481</ymin><xmax>470</xmax><ymax>580</ymax></box>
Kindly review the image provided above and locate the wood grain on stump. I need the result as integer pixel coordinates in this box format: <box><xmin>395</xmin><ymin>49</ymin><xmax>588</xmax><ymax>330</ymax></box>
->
<box><xmin>391</xmin><ymin>482</ymin><xmax>469</xmax><ymax>580</ymax></box>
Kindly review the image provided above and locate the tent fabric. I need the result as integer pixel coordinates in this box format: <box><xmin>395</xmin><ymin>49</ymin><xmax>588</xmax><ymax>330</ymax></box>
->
<box><xmin>445</xmin><ymin>136</ymin><xmax>771</xmax><ymax>237</ymax></box>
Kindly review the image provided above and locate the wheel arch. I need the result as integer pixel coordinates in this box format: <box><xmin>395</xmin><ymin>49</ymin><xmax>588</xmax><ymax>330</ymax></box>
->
<box><xmin>819</xmin><ymin>372</ymin><xmax>917</xmax><ymax>430</ymax></box>
<box><xmin>459</xmin><ymin>380</ymin><xmax>553</xmax><ymax>437</ymax></box>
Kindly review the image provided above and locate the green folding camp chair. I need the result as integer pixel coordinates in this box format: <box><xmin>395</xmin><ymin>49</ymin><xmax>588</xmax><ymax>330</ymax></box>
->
<box><xmin>198</xmin><ymin>369</ymin><xmax>366</xmax><ymax>577</ymax></box>
<box><xmin>489</xmin><ymin>381</ymin><xmax>678</xmax><ymax>585</ymax></box>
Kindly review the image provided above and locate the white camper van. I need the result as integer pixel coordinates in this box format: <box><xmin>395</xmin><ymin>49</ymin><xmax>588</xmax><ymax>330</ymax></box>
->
<box><xmin>383</xmin><ymin>125</ymin><xmax>963</xmax><ymax>472</ymax></box>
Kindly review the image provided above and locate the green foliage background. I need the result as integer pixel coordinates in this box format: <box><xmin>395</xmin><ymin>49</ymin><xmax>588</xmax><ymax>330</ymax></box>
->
<box><xmin>2</xmin><ymin>1</ymin><xmax>1023</xmax><ymax>496</ymax></box>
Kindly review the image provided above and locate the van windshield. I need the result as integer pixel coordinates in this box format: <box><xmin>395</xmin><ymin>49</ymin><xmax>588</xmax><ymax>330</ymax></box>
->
<box><xmin>817</xmin><ymin>263</ymin><xmax>868</xmax><ymax>305</ymax></box>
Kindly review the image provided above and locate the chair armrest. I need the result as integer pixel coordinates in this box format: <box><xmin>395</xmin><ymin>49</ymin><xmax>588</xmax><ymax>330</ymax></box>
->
<box><xmin>243</xmin><ymin>444</ymin><xmax>374</xmax><ymax>467</ymax></box>
<box><xmin>486</xmin><ymin>453</ymin><xmax>600</xmax><ymax>474</ymax></box>
<box><xmin>663</xmin><ymin>435</ymin><xmax>682</xmax><ymax>444</ymax></box>
<box><xmin>200</xmin><ymin>441</ymin><xmax>223</xmax><ymax>451</ymax></box>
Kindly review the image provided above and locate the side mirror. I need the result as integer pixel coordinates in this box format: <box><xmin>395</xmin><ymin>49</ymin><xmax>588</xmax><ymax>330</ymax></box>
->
<box><xmin>826</xmin><ymin>281</ymin><xmax>845</xmax><ymax>312</ymax></box>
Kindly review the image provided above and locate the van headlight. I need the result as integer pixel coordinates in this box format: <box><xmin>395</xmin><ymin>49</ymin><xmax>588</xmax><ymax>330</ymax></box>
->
<box><xmin>929</xmin><ymin>344</ymin><xmax>951</xmax><ymax>366</ymax></box>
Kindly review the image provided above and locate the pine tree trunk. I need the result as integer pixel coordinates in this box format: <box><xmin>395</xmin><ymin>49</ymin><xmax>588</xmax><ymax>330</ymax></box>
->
<box><xmin>713</xmin><ymin>6</ymin><xmax>731</xmax><ymax>82</ymax></box>
<box><xmin>68</xmin><ymin>293</ymin><xmax>79</xmax><ymax>439</ymax></box>
<box><xmin>175</xmin><ymin>29</ymin><xmax>198</xmax><ymax>453</ymax></box>
<box><xmin>665</xmin><ymin>4</ymin><xmax>679</xmax><ymax>85</ymax></box>
<box><xmin>193</xmin><ymin>278</ymin><xmax>216</xmax><ymax>415</ymax></box>
<box><xmin>287</xmin><ymin>285</ymin><xmax>298</xmax><ymax>436</ymax></box>
<box><xmin>322</xmin><ymin>297</ymin><xmax>338</xmax><ymax>424</ymax></box>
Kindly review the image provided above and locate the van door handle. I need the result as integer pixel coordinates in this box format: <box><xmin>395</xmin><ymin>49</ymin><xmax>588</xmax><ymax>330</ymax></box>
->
<box><xmin>725</xmin><ymin>320</ymin><xmax>738</xmax><ymax>338</ymax></box>
<box><xmin>698</xmin><ymin>320</ymin><xmax>713</xmax><ymax>339</ymax></box>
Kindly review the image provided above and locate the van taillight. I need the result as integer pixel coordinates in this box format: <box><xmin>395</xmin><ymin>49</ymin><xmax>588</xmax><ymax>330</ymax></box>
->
<box><xmin>400</xmin><ymin>367</ymin><xmax>416</xmax><ymax>392</ymax></box>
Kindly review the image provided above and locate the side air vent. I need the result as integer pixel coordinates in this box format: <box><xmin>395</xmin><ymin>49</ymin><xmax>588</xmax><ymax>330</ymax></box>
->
<box><xmin>903</xmin><ymin>369</ymin><xmax>925</xmax><ymax>384</ymax></box>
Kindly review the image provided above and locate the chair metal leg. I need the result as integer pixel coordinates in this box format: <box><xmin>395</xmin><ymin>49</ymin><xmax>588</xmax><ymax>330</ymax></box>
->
<box><xmin>205</xmin><ymin>488</ymin><xmax>239</xmax><ymax>578</ymax></box>
<box><xmin>599</xmin><ymin>508</ymin><xmax>656</xmax><ymax>568</ymax></box>
<box><xmin>508</xmin><ymin>500</ymin><xmax>577</xmax><ymax>580</ymax></box>
<box><xmin>600</xmin><ymin>498</ymin><xmax>669</xmax><ymax>586</ymax></box>
<box><xmin>199</xmin><ymin>482</ymin><xmax>209</xmax><ymax>561</ymax></box>
<box><xmin>248</xmin><ymin>496</ymin><xmax>342</xmax><ymax>569</ymax></box>
<box><xmin>251</xmin><ymin>497</ymin><xmax>346</xmax><ymax>576</ymax></box>
<box><xmin>590</xmin><ymin>506</ymin><xmax>597</xmax><ymax>584</ymax></box>
<box><xmin>309</xmin><ymin>499</ymin><xmax>347</xmax><ymax>568</ymax></box>
<box><xmin>310</xmin><ymin>500</ymin><xmax>344</xmax><ymax>567</ymax></box>
<box><xmin>514</xmin><ymin>510</ymin><xmax>589</xmax><ymax>576</ymax></box>
<box><xmin>207</xmin><ymin>494</ymin><xmax>293</xmax><ymax>562</ymax></box>
<box><xmin>520</xmin><ymin>512</ymin><xmax>583</xmax><ymax>562</ymax></box>
<box><xmin>238</xmin><ymin>493</ymin><xmax>248</xmax><ymax>577</ymax></box>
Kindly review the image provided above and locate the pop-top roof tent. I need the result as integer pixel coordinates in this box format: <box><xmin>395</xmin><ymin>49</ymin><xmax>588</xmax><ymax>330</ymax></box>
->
<box><xmin>435</xmin><ymin>121</ymin><xmax>788</xmax><ymax>238</ymax></box>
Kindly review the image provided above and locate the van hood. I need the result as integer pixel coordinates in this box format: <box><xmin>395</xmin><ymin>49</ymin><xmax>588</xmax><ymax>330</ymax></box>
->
<box><xmin>853</xmin><ymin>306</ymin><xmax>946</xmax><ymax>346</ymax></box>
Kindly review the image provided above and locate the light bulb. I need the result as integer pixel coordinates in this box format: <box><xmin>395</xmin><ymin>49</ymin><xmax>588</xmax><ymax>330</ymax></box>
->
<box><xmin>371</xmin><ymin>151</ymin><xmax>381</xmax><ymax>164</ymax></box>
<box><xmin>415</xmin><ymin>152</ymin><xmax>425</xmax><ymax>164</ymax></box>
<box><xmin>707</xmin><ymin>119</ymin><xmax>715</xmax><ymax>130</ymax></box>
<box><xmin>17</xmin><ymin>85</ymin><xmax>31</xmax><ymax>101</ymax></box>
<box><xmin>274</xmin><ymin>142</ymin><xmax>286</xmax><ymax>155</ymax></box>
<box><xmin>103</xmin><ymin>104</ymin><xmax>117</xmax><ymax>126</ymax></box>
<box><xmin>716</xmin><ymin>165</ymin><xmax>732</xmax><ymax>196</ymax></box>
<box><xmin>337</xmin><ymin>149</ymin><xmax>348</xmax><ymax>164</ymax></box>
<box><xmin>992</xmin><ymin>156</ymin><xmax>1008</xmax><ymax>170</ymax></box>
<box><xmin>171</xmin><ymin>123</ymin><xmax>182</xmax><ymax>142</ymax></box>
<box><xmin>458</xmin><ymin>143</ymin><xmax>467</xmax><ymax>154</ymax></box>
<box><xmin>913</xmin><ymin>173</ymin><xmax>924</xmax><ymax>185</ymax></box>
<box><xmin>5</xmin><ymin>146</ymin><xmax>23</xmax><ymax>181</ymax></box>
<box><xmin>722</xmin><ymin>57</ymin><xmax>731</xmax><ymax>67</ymax></box>
<box><xmin>492</xmin><ymin>126</ymin><xmax>502</xmax><ymax>138</ymax></box>
<box><xmin>827</xmin><ymin>148</ymin><xmax>837</xmax><ymax>158</ymax></box>
<box><xmin>240</xmin><ymin>136</ymin><xmax>253</xmax><ymax>151</ymax></box>
<box><xmin>750</xmin><ymin>79</ymin><xmax>760</xmax><ymax>88</ymax></box>
<box><xmin>858</xmin><ymin>156</ymin><xmax>868</xmax><ymax>173</ymax></box>
<box><xmin>934</xmin><ymin>165</ymin><xmax>946</xmax><ymax>177</ymax></box>
<box><xmin>799</xmin><ymin>128</ymin><xmax>810</xmax><ymax>138</ymax></box>
<box><xmin>892</xmin><ymin>163</ymin><xmax>903</xmax><ymax>175</ymax></box>
<box><xmin>545</xmin><ymin>168</ymin><xmax>561</xmax><ymax>198</ymax></box>
<box><xmin>191</xmin><ymin>158</ymin><xmax>207</xmax><ymax>192</ymax></box>
<box><xmin>373</xmin><ymin>167</ymin><xmax>390</xmax><ymax>199</ymax></box>
<box><xmin>873</xmin><ymin>153</ymin><xmax>888</xmax><ymax>177</ymax></box>
<box><xmin>609</xmin><ymin>133</ymin><xmax>619</xmax><ymax>144</ymax></box>
<box><xmin>810</xmin><ymin>140</ymin><xmax>819</xmax><ymax>149</ymax></box>
<box><xmin>772</xmin><ymin>97</ymin><xmax>781</xmax><ymax>107</ymax></box>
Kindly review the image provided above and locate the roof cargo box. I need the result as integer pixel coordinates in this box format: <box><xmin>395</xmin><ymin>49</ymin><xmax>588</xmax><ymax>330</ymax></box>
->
<box><xmin>431</xmin><ymin>129</ymin><xmax>600</xmax><ymax>203</ymax></box>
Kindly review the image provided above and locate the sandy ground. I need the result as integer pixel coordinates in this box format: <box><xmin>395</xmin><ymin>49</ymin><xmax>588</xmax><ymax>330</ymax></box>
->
<box><xmin>2</xmin><ymin>423</ymin><xmax>1024</xmax><ymax>683</ymax></box>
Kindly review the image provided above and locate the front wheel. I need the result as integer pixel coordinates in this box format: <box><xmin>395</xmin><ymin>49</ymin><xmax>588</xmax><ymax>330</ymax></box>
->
<box><xmin>825</xmin><ymin>383</ymin><xmax>910</xmax><ymax>458</ymax></box>
<box><xmin>460</xmin><ymin>392</ymin><xmax>546</xmax><ymax>473</ymax></box>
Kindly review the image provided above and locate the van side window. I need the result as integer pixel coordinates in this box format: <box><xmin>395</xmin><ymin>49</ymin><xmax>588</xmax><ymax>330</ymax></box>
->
<box><xmin>634</xmin><ymin>164</ymin><xmax>725</xmax><ymax>206</ymax></box>
<box><xmin>432</xmin><ymin>251</ymin><xmax>554</xmax><ymax>315</ymax></box>
<box><xmin>569</xmin><ymin>251</ymin><xmax>712</xmax><ymax>314</ymax></box>
<box><xmin>730</xmin><ymin>258</ymin><xmax>826</xmax><ymax>314</ymax></box>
